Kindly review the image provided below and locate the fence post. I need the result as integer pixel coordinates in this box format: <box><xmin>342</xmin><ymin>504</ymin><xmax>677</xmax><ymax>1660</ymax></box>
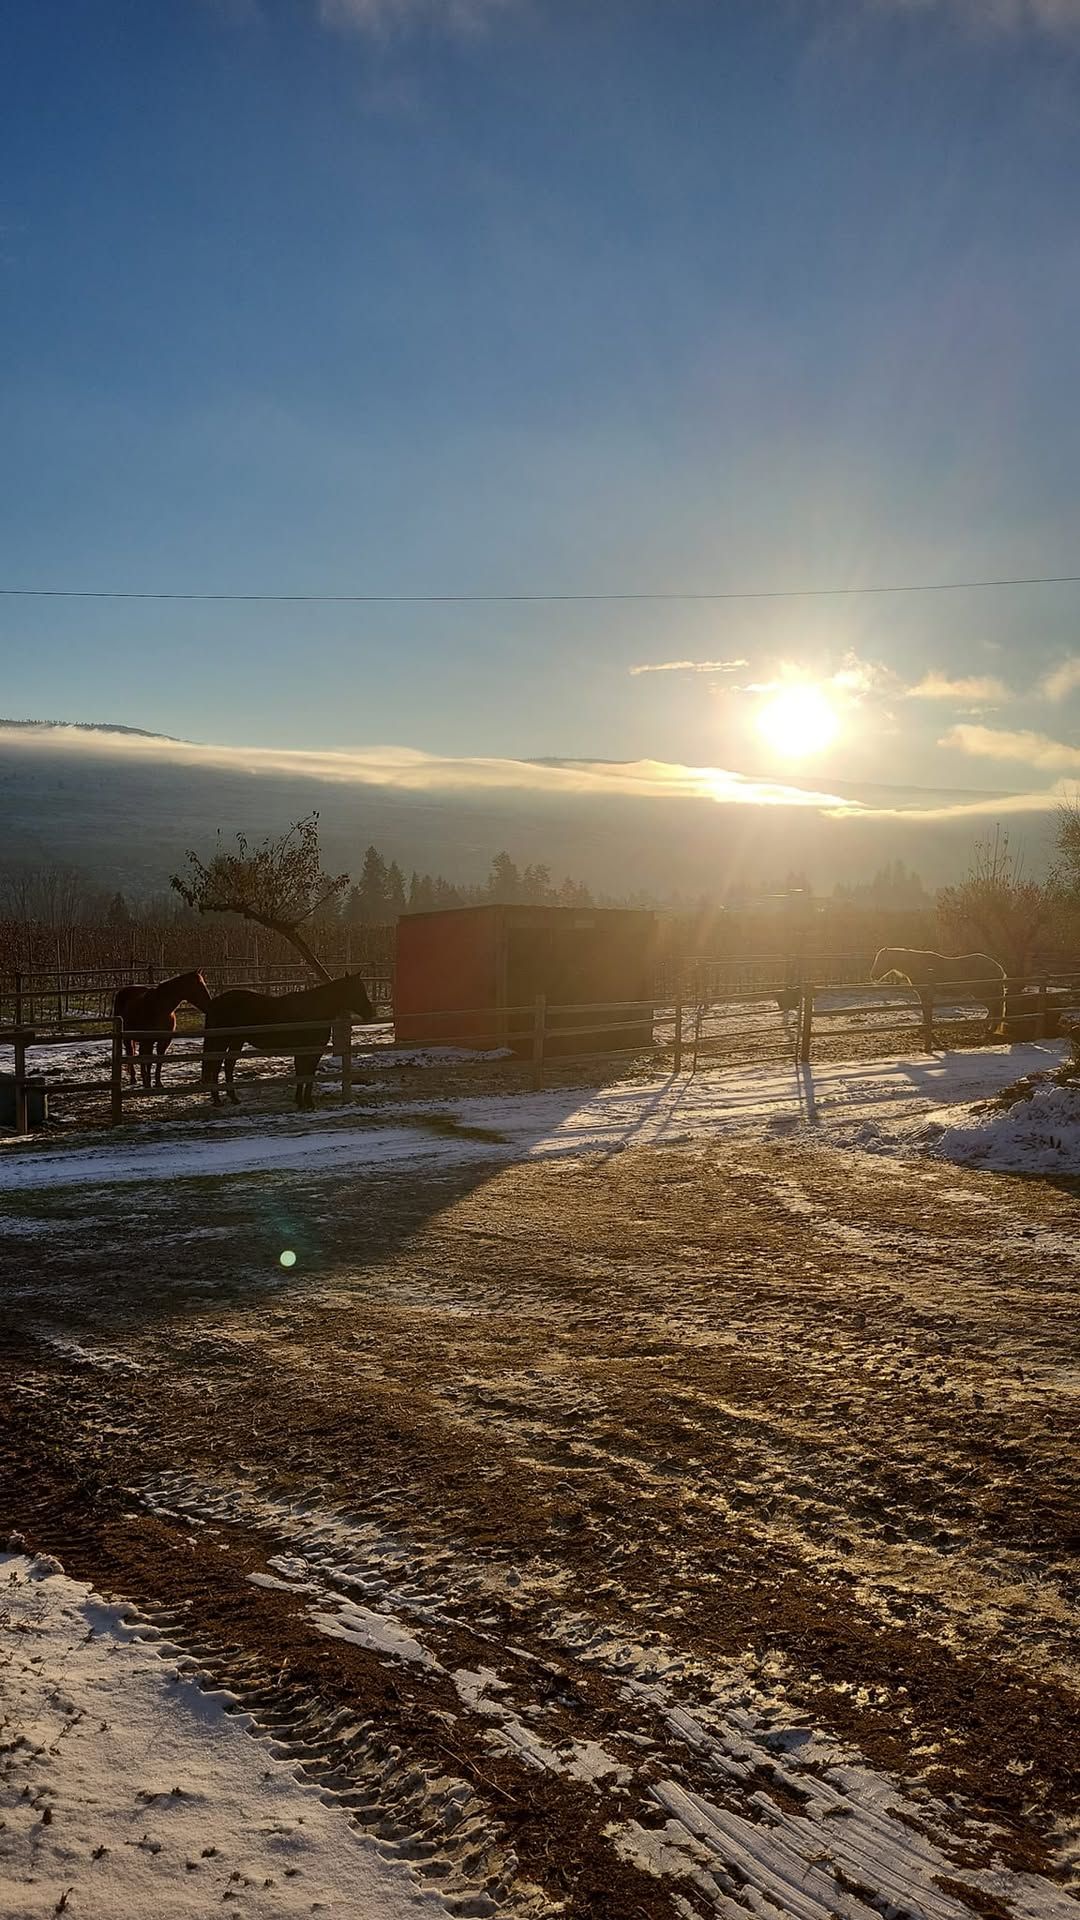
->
<box><xmin>13</xmin><ymin>1030</ymin><xmax>28</xmax><ymax>1136</ymax></box>
<box><xmin>110</xmin><ymin>1017</ymin><xmax>124</xmax><ymax>1126</ymax></box>
<box><xmin>335</xmin><ymin>1014</ymin><xmax>353</xmax><ymax>1104</ymax></box>
<box><xmin>798</xmin><ymin>987</ymin><xmax>813</xmax><ymax>1066</ymax></box>
<box><xmin>1037</xmin><ymin>976</ymin><xmax>1048</xmax><ymax>1040</ymax></box>
<box><xmin>13</xmin><ymin>971</ymin><xmax>22</xmax><ymax>1029</ymax></box>
<box><xmin>673</xmin><ymin>982</ymin><xmax>684</xmax><ymax>1073</ymax></box>
<box><xmin>532</xmin><ymin>994</ymin><xmax>547</xmax><ymax>1091</ymax></box>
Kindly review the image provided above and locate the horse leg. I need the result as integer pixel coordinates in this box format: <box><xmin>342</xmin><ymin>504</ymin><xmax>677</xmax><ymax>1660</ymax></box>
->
<box><xmin>919</xmin><ymin>988</ymin><xmax>934</xmax><ymax>1049</ymax></box>
<box><xmin>224</xmin><ymin>1046</ymin><xmax>241</xmax><ymax>1105</ymax></box>
<box><xmin>139</xmin><ymin>1039</ymin><xmax>153</xmax><ymax>1090</ymax></box>
<box><xmin>295</xmin><ymin>1054</ymin><xmax>317</xmax><ymax>1110</ymax></box>
<box><xmin>202</xmin><ymin>1040</ymin><xmax>224</xmax><ymax>1106</ymax></box>
<box><xmin>154</xmin><ymin>1036</ymin><xmax>170</xmax><ymax>1090</ymax></box>
<box><xmin>123</xmin><ymin>1036</ymin><xmax>137</xmax><ymax>1085</ymax></box>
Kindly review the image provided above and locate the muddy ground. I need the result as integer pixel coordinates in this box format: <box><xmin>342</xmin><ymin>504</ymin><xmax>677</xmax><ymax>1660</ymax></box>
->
<box><xmin>1</xmin><ymin>1124</ymin><xmax>1078</xmax><ymax>1918</ymax></box>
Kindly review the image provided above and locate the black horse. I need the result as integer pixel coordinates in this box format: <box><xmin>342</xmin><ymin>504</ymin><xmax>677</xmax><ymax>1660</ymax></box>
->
<box><xmin>202</xmin><ymin>973</ymin><xmax>374</xmax><ymax>1110</ymax></box>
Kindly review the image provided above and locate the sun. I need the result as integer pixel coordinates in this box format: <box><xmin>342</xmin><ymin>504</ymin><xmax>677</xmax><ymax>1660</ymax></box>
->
<box><xmin>755</xmin><ymin>683</ymin><xmax>841</xmax><ymax>760</ymax></box>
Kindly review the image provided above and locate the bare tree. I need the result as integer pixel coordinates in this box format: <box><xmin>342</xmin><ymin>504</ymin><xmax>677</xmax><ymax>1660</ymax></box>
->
<box><xmin>1056</xmin><ymin>791</ymin><xmax>1080</xmax><ymax>894</ymax></box>
<box><xmin>938</xmin><ymin>826</ymin><xmax>1063</xmax><ymax>976</ymax></box>
<box><xmin>171</xmin><ymin>814</ymin><xmax>349</xmax><ymax>981</ymax></box>
<box><xmin>0</xmin><ymin>863</ymin><xmax>101</xmax><ymax>930</ymax></box>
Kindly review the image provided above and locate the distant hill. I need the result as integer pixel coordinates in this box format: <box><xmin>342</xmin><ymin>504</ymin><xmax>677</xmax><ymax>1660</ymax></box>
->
<box><xmin>0</xmin><ymin>717</ymin><xmax>181</xmax><ymax>741</ymax></box>
<box><xmin>0</xmin><ymin>720</ymin><xmax>1041</xmax><ymax>902</ymax></box>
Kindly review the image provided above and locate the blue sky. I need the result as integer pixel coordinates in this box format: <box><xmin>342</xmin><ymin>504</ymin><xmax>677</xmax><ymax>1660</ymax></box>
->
<box><xmin>3</xmin><ymin>0</ymin><xmax>1080</xmax><ymax>808</ymax></box>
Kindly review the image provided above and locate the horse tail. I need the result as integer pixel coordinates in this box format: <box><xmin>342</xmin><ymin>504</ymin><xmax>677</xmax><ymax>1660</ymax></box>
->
<box><xmin>201</xmin><ymin>1023</ymin><xmax>224</xmax><ymax>1086</ymax></box>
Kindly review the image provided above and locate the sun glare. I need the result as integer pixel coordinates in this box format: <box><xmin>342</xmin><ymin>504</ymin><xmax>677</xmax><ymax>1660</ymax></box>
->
<box><xmin>755</xmin><ymin>683</ymin><xmax>841</xmax><ymax>760</ymax></box>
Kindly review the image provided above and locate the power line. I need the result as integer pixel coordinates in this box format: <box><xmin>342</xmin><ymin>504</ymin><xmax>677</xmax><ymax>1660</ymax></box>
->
<box><xmin>0</xmin><ymin>570</ymin><xmax>1079</xmax><ymax>606</ymax></box>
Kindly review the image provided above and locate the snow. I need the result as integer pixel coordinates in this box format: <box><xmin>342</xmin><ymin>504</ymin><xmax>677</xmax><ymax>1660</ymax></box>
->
<box><xmin>0</xmin><ymin>1120</ymin><xmax>499</xmax><ymax>1190</ymax></box>
<box><xmin>0</xmin><ymin>1553</ymin><xmax>446</xmax><ymax>1920</ymax></box>
<box><xmin>926</xmin><ymin>1080</ymin><xmax>1080</xmax><ymax>1175</ymax></box>
<box><xmin>311</xmin><ymin>1599</ymin><xmax>439</xmax><ymax>1669</ymax></box>
<box><xmin>0</xmin><ymin>1040</ymin><xmax>1067</xmax><ymax>1192</ymax></box>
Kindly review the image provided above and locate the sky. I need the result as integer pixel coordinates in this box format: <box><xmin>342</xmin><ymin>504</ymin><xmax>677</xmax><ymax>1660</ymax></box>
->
<box><xmin>3</xmin><ymin>0</ymin><xmax>1080</xmax><ymax>822</ymax></box>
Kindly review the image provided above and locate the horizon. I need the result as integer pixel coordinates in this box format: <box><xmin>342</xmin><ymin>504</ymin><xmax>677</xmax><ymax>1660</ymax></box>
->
<box><xmin>0</xmin><ymin>715</ymin><xmax>1064</xmax><ymax>904</ymax></box>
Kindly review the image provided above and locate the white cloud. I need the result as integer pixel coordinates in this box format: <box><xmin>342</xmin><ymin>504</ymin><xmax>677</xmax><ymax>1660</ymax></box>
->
<box><xmin>941</xmin><ymin>722</ymin><xmax>1080</xmax><ymax>771</ymax></box>
<box><xmin>906</xmin><ymin>673</ymin><xmax>1010</xmax><ymax>703</ymax></box>
<box><xmin>628</xmin><ymin>658</ymin><xmax>748</xmax><ymax>677</ymax></box>
<box><xmin>317</xmin><ymin>0</ymin><xmax>514</xmax><ymax>35</ymax></box>
<box><xmin>6</xmin><ymin>721</ymin><xmax>1067</xmax><ymax>824</ymax></box>
<box><xmin>722</xmin><ymin>652</ymin><xmax>895</xmax><ymax>705</ymax></box>
<box><xmin>0</xmin><ymin>724</ymin><xmax>849</xmax><ymax>811</ymax></box>
<box><xmin>843</xmin><ymin>784</ymin><xmax>1067</xmax><ymax>823</ymax></box>
<box><xmin>1039</xmin><ymin>657</ymin><xmax>1080</xmax><ymax>701</ymax></box>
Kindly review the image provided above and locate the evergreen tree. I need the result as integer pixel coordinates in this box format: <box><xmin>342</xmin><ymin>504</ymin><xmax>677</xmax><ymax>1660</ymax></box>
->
<box><xmin>357</xmin><ymin>845</ymin><xmax>389</xmax><ymax>923</ymax></box>
<box><xmin>408</xmin><ymin>871</ymin><xmax>436</xmax><ymax>913</ymax></box>
<box><xmin>386</xmin><ymin>861</ymin><xmax>407</xmax><ymax>917</ymax></box>
<box><xmin>487</xmin><ymin>852</ymin><xmax>521</xmax><ymax>904</ymax></box>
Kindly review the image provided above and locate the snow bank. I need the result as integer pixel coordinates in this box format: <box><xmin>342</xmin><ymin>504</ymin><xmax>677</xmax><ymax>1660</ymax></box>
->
<box><xmin>928</xmin><ymin>1080</ymin><xmax>1080</xmax><ymax>1175</ymax></box>
<box><xmin>0</xmin><ymin>1552</ymin><xmax>443</xmax><ymax>1919</ymax></box>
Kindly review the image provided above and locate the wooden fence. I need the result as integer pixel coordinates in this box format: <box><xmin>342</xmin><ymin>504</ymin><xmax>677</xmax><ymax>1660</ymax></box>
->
<box><xmin>4</xmin><ymin>968</ymin><xmax>1080</xmax><ymax>1134</ymax></box>
<box><xmin>0</xmin><ymin>964</ymin><xmax>394</xmax><ymax>1029</ymax></box>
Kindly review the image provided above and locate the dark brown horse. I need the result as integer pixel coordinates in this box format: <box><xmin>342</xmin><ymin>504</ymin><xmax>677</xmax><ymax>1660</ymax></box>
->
<box><xmin>202</xmin><ymin>973</ymin><xmax>374</xmax><ymax>1110</ymax></box>
<box><xmin>113</xmin><ymin>970</ymin><xmax>213</xmax><ymax>1090</ymax></box>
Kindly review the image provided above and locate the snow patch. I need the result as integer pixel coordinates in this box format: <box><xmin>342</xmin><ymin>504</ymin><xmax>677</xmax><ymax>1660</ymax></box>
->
<box><xmin>311</xmin><ymin>1599</ymin><xmax>439</xmax><ymax>1669</ymax></box>
<box><xmin>0</xmin><ymin>1553</ymin><xmax>446</xmax><ymax>1919</ymax></box>
<box><xmin>0</xmin><ymin>1041</ymin><xmax>1067</xmax><ymax>1193</ymax></box>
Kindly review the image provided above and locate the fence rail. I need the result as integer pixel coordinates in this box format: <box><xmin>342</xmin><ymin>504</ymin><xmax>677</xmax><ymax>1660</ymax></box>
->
<box><xmin>0</xmin><ymin>965</ymin><xmax>394</xmax><ymax>1029</ymax></box>
<box><xmin>3</xmin><ymin>970</ymin><xmax>1079</xmax><ymax>1134</ymax></box>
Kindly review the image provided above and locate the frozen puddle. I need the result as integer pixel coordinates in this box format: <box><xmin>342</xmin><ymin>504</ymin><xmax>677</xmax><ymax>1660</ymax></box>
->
<box><xmin>140</xmin><ymin>1470</ymin><xmax>1077</xmax><ymax>1919</ymax></box>
<box><xmin>0</xmin><ymin>1551</ymin><xmax>445</xmax><ymax>1920</ymax></box>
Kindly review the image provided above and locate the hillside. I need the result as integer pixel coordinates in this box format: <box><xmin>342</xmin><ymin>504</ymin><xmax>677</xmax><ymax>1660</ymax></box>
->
<box><xmin>0</xmin><ymin>721</ymin><xmax>1033</xmax><ymax>901</ymax></box>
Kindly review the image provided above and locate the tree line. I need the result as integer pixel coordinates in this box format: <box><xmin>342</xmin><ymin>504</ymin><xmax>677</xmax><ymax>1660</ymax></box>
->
<box><xmin>338</xmin><ymin>846</ymin><xmax>595</xmax><ymax>927</ymax></box>
<box><xmin>6</xmin><ymin>807</ymin><xmax>1080</xmax><ymax>986</ymax></box>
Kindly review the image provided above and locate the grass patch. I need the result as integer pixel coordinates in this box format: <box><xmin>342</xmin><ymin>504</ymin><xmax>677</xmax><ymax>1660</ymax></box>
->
<box><xmin>398</xmin><ymin>1110</ymin><xmax>509</xmax><ymax>1145</ymax></box>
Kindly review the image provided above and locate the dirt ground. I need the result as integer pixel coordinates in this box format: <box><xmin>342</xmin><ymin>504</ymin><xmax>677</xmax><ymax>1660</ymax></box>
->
<box><xmin>1</xmin><ymin>1122</ymin><xmax>1078</xmax><ymax>1918</ymax></box>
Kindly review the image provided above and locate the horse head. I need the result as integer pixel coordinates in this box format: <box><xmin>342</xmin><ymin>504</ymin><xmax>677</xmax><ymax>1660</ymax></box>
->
<box><xmin>342</xmin><ymin>972</ymin><xmax>375</xmax><ymax>1022</ymax></box>
<box><xmin>187</xmin><ymin>970</ymin><xmax>214</xmax><ymax>1015</ymax></box>
<box><xmin>869</xmin><ymin>948</ymin><xmax>901</xmax><ymax>984</ymax></box>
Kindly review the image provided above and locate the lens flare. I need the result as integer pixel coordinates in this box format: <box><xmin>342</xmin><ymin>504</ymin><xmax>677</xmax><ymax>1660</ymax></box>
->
<box><xmin>279</xmin><ymin>1249</ymin><xmax>297</xmax><ymax>1269</ymax></box>
<box><xmin>755</xmin><ymin>684</ymin><xmax>840</xmax><ymax>760</ymax></box>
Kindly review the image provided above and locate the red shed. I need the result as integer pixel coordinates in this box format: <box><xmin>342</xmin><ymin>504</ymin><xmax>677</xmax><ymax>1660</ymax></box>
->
<box><xmin>394</xmin><ymin>905</ymin><xmax>658</xmax><ymax>1056</ymax></box>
